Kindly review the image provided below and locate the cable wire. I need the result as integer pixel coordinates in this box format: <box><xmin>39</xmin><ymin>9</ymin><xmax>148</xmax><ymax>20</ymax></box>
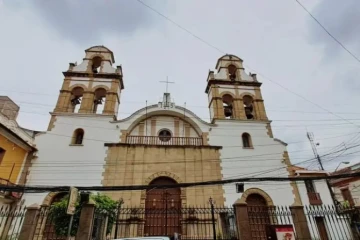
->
<box><xmin>295</xmin><ymin>0</ymin><xmax>360</xmax><ymax>63</ymax></box>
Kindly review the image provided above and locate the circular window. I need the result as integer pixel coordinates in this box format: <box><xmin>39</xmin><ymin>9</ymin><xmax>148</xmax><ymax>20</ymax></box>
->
<box><xmin>158</xmin><ymin>129</ymin><xmax>172</xmax><ymax>142</ymax></box>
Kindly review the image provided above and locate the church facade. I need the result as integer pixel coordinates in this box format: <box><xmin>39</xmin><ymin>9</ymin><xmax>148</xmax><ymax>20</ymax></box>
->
<box><xmin>24</xmin><ymin>46</ymin><xmax>301</xmax><ymax>208</ymax></box>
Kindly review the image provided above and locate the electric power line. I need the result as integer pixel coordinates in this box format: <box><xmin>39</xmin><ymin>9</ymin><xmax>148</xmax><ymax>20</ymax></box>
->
<box><xmin>9</xmin><ymin>171</ymin><xmax>360</xmax><ymax>193</ymax></box>
<box><xmin>295</xmin><ymin>0</ymin><xmax>360</xmax><ymax>63</ymax></box>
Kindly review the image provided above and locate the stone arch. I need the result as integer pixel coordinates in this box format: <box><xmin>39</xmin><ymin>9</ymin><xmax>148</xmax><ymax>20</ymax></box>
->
<box><xmin>91</xmin><ymin>85</ymin><xmax>110</xmax><ymax>92</ymax></box>
<box><xmin>220</xmin><ymin>91</ymin><xmax>236</xmax><ymax>99</ymax></box>
<box><xmin>89</xmin><ymin>54</ymin><xmax>105</xmax><ymax>61</ymax></box>
<box><xmin>144</xmin><ymin>171</ymin><xmax>183</xmax><ymax>185</ymax></box>
<box><xmin>87</xmin><ymin>54</ymin><xmax>105</xmax><ymax>73</ymax></box>
<box><xmin>42</xmin><ymin>192</ymin><xmax>65</xmax><ymax>206</ymax></box>
<box><xmin>126</xmin><ymin>112</ymin><xmax>203</xmax><ymax>137</ymax></box>
<box><xmin>224</xmin><ymin>61</ymin><xmax>242</xmax><ymax>69</ymax></box>
<box><xmin>239</xmin><ymin>92</ymin><xmax>255</xmax><ymax>99</ymax></box>
<box><xmin>69</xmin><ymin>84</ymin><xmax>88</xmax><ymax>92</ymax></box>
<box><xmin>140</xmin><ymin>171</ymin><xmax>186</xmax><ymax>208</ymax></box>
<box><xmin>235</xmin><ymin>188</ymin><xmax>274</xmax><ymax>206</ymax></box>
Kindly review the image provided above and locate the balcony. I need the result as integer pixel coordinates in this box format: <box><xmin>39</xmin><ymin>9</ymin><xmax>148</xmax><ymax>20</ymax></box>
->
<box><xmin>126</xmin><ymin>136</ymin><xmax>203</xmax><ymax>146</ymax></box>
<box><xmin>308</xmin><ymin>192</ymin><xmax>323</xmax><ymax>205</ymax></box>
<box><xmin>0</xmin><ymin>178</ymin><xmax>23</xmax><ymax>200</ymax></box>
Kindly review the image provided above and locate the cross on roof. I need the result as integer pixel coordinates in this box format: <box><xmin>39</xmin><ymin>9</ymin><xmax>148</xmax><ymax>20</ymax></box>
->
<box><xmin>160</xmin><ymin>77</ymin><xmax>175</xmax><ymax>93</ymax></box>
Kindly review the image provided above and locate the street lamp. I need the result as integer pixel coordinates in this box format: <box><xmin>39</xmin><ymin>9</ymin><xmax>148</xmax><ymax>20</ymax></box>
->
<box><xmin>334</xmin><ymin>161</ymin><xmax>350</xmax><ymax>172</ymax></box>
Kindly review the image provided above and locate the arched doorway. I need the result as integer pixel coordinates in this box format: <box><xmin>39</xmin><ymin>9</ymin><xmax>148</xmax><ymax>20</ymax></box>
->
<box><xmin>43</xmin><ymin>192</ymin><xmax>67</xmax><ymax>240</ymax></box>
<box><xmin>144</xmin><ymin>177</ymin><xmax>181</xmax><ymax>237</ymax></box>
<box><xmin>246</xmin><ymin>194</ymin><xmax>271</xmax><ymax>240</ymax></box>
<box><xmin>246</xmin><ymin>193</ymin><xmax>268</xmax><ymax>206</ymax></box>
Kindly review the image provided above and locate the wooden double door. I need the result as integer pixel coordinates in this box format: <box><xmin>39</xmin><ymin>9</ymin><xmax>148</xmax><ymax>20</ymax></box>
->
<box><xmin>144</xmin><ymin>177</ymin><xmax>181</xmax><ymax>237</ymax></box>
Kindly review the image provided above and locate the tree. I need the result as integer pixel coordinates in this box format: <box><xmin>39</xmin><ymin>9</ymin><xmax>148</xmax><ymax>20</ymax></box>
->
<box><xmin>49</xmin><ymin>193</ymin><xmax>118</xmax><ymax>236</ymax></box>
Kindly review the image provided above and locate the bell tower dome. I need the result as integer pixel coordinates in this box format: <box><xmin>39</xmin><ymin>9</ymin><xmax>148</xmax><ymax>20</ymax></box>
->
<box><xmin>206</xmin><ymin>54</ymin><xmax>268</xmax><ymax>123</ymax></box>
<box><xmin>53</xmin><ymin>45</ymin><xmax>124</xmax><ymax>117</ymax></box>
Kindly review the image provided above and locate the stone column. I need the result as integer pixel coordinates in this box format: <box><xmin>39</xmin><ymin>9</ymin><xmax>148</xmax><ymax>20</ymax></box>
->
<box><xmin>174</xmin><ymin>118</ymin><xmax>180</xmax><ymax>137</ymax></box>
<box><xmin>18</xmin><ymin>204</ymin><xmax>41</xmax><ymax>240</ymax></box>
<box><xmin>103</xmin><ymin>92</ymin><xmax>117</xmax><ymax>115</ymax></box>
<box><xmin>54</xmin><ymin>91</ymin><xmax>71</xmax><ymax>112</ymax></box>
<box><xmin>233</xmin><ymin>98</ymin><xmax>246</xmax><ymax>120</ymax></box>
<box><xmin>254</xmin><ymin>99</ymin><xmax>267</xmax><ymax>120</ymax></box>
<box><xmin>138</xmin><ymin>122</ymin><xmax>145</xmax><ymax>144</ymax></box>
<box><xmin>289</xmin><ymin>205</ymin><xmax>311</xmax><ymax>240</ymax></box>
<box><xmin>79</xmin><ymin>92</ymin><xmax>94</xmax><ymax>113</ymax></box>
<box><xmin>76</xmin><ymin>202</ymin><xmax>96</xmax><ymax>240</ymax></box>
<box><xmin>202</xmin><ymin>133</ymin><xmax>209</xmax><ymax>145</ymax></box>
<box><xmin>213</xmin><ymin>98</ymin><xmax>224</xmax><ymax>119</ymax></box>
<box><xmin>233</xmin><ymin>203</ymin><xmax>252</xmax><ymax>240</ymax></box>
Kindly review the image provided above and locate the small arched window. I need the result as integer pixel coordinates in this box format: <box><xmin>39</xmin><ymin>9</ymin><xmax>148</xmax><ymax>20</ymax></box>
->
<box><xmin>222</xmin><ymin>94</ymin><xmax>234</xmax><ymax>119</ymax></box>
<box><xmin>91</xmin><ymin>56</ymin><xmax>102</xmax><ymax>73</ymax></box>
<box><xmin>242</xmin><ymin>133</ymin><xmax>252</xmax><ymax>148</ymax></box>
<box><xmin>228</xmin><ymin>64</ymin><xmax>237</xmax><ymax>81</ymax></box>
<box><xmin>72</xmin><ymin>128</ymin><xmax>84</xmax><ymax>145</ymax></box>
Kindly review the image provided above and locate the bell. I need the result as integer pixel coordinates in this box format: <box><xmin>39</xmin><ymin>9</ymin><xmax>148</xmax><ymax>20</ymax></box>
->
<box><xmin>94</xmin><ymin>99</ymin><xmax>103</xmax><ymax>105</ymax></box>
<box><xmin>245</xmin><ymin>106</ymin><xmax>254</xmax><ymax>119</ymax></box>
<box><xmin>224</xmin><ymin>106</ymin><xmax>233</xmax><ymax>117</ymax></box>
<box><xmin>229</xmin><ymin>73</ymin><xmax>236</xmax><ymax>80</ymax></box>
<box><xmin>71</xmin><ymin>97</ymin><xmax>81</xmax><ymax>106</ymax></box>
<box><xmin>245</xmin><ymin>105</ymin><xmax>253</xmax><ymax>112</ymax></box>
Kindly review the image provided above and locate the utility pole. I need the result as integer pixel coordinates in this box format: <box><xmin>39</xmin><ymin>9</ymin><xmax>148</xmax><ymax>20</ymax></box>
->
<box><xmin>307</xmin><ymin>132</ymin><xmax>337</xmax><ymax>205</ymax></box>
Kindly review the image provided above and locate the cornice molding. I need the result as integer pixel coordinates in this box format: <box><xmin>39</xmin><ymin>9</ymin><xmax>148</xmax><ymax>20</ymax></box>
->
<box><xmin>205</xmin><ymin>80</ymin><xmax>262</xmax><ymax>93</ymax></box>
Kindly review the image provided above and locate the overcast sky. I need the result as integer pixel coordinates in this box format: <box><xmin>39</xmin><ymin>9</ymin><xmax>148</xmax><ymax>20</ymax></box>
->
<box><xmin>0</xmin><ymin>0</ymin><xmax>359</xmax><ymax>171</ymax></box>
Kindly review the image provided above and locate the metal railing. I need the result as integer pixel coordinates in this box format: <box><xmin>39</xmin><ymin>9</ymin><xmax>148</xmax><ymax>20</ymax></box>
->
<box><xmin>0</xmin><ymin>178</ymin><xmax>23</xmax><ymax>199</ymax></box>
<box><xmin>305</xmin><ymin>205</ymin><xmax>357</xmax><ymax>239</ymax></box>
<box><xmin>126</xmin><ymin>136</ymin><xmax>203</xmax><ymax>146</ymax></box>
<box><xmin>112</xmin><ymin>206</ymin><xmax>237</xmax><ymax>240</ymax></box>
<box><xmin>247</xmin><ymin>206</ymin><xmax>295</xmax><ymax>240</ymax></box>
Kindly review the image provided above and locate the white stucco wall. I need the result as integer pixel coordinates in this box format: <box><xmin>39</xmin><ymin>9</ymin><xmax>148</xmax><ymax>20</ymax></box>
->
<box><xmin>208</xmin><ymin>120</ymin><xmax>295</xmax><ymax>206</ymax></box>
<box><xmin>101</xmin><ymin>62</ymin><xmax>116</xmax><ymax>73</ymax></box>
<box><xmin>239</xmin><ymin>69</ymin><xmax>253</xmax><ymax>81</ymax></box>
<box><xmin>73</xmin><ymin>61</ymin><xmax>88</xmax><ymax>72</ymax></box>
<box><xmin>24</xmin><ymin>115</ymin><xmax>120</xmax><ymax>205</ymax></box>
<box><xmin>297</xmin><ymin>180</ymin><xmax>334</xmax><ymax>206</ymax></box>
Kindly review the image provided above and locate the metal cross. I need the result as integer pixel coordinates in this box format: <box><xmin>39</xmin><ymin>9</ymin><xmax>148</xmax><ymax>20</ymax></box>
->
<box><xmin>160</xmin><ymin>77</ymin><xmax>175</xmax><ymax>93</ymax></box>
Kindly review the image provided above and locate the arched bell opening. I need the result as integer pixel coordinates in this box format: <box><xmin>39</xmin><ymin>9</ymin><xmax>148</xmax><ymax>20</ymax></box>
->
<box><xmin>70</xmin><ymin>87</ymin><xmax>84</xmax><ymax>113</ymax></box>
<box><xmin>243</xmin><ymin>95</ymin><xmax>255</xmax><ymax>120</ymax></box>
<box><xmin>222</xmin><ymin>94</ymin><xmax>234</xmax><ymax>119</ymax></box>
<box><xmin>93</xmin><ymin>88</ymin><xmax>107</xmax><ymax>114</ymax></box>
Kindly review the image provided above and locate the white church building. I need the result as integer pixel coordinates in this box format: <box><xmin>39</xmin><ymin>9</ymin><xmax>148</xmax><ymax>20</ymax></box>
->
<box><xmin>23</xmin><ymin>46</ymin><xmax>332</xmax><ymax>210</ymax></box>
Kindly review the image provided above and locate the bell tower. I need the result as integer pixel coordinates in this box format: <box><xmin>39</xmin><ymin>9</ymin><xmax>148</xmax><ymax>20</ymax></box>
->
<box><xmin>53</xmin><ymin>46</ymin><xmax>124</xmax><ymax>117</ymax></box>
<box><xmin>206</xmin><ymin>54</ymin><xmax>268</xmax><ymax>123</ymax></box>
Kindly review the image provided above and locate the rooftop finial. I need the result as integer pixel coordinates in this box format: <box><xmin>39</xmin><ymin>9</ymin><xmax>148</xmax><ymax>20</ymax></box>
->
<box><xmin>158</xmin><ymin>77</ymin><xmax>175</xmax><ymax>109</ymax></box>
<box><xmin>159</xmin><ymin>76</ymin><xmax>175</xmax><ymax>93</ymax></box>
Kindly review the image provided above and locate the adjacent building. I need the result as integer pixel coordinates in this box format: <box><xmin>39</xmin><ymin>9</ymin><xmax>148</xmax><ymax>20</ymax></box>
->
<box><xmin>331</xmin><ymin>163</ymin><xmax>360</xmax><ymax>207</ymax></box>
<box><xmin>0</xmin><ymin>96</ymin><xmax>37</xmax><ymax>207</ymax></box>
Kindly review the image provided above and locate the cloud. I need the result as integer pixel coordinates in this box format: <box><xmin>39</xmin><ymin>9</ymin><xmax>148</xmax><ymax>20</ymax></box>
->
<box><xmin>5</xmin><ymin>0</ymin><xmax>165</xmax><ymax>44</ymax></box>
<box><xmin>307</xmin><ymin>0</ymin><xmax>360</xmax><ymax>59</ymax></box>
